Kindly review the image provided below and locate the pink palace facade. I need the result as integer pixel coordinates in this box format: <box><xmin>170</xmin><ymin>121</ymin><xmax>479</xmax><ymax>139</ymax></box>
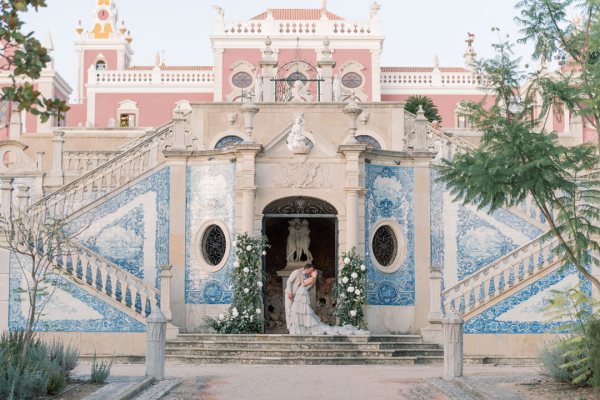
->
<box><xmin>0</xmin><ymin>0</ymin><xmax>597</xmax><ymax>360</ymax></box>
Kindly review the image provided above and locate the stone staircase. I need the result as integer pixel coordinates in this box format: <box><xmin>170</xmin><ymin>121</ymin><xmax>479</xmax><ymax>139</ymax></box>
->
<box><xmin>165</xmin><ymin>334</ymin><xmax>444</xmax><ymax>365</ymax></box>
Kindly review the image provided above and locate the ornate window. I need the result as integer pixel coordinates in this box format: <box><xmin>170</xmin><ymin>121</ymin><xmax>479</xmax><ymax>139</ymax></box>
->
<box><xmin>370</xmin><ymin>220</ymin><xmax>406</xmax><ymax>273</ymax></box>
<box><xmin>372</xmin><ymin>225</ymin><xmax>397</xmax><ymax>267</ymax></box>
<box><xmin>95</xmin><ymin>60</ymin><xmax>106</xmax><ymax>70</ymax></box>
<box><xmin>342</xmin><ymin>72</ymin><xmax>363</xmax><ymax>89</ymax></box>
<box><xmin>232</xmin><ymin>71</ymin><xmax>253</xmax><ymax>89</ymax></box>
<box><xmin>202</xmin><ymin>225</ymin><xmax>227</xmax><ymax>266</ymax></box>
<box><xmin>215</xmin><ymin>135</ymin><xmax>243</xmax><ymax>150</ymax></box>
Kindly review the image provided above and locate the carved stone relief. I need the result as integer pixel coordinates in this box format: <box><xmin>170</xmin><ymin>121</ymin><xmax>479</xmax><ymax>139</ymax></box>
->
<box><xmin>272</xmin><ymin>162</ymin><xmax>331</xmax><ymax>189</ymax></box>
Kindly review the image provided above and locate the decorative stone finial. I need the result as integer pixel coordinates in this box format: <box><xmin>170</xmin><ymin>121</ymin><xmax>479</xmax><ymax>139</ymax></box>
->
<box><xmin>212</xmin><ymin>4</ymin><xmax>225</xmax><ymax>19</ymax></box>
<box><xmin>119</xmin><ymin>20</ymin><xmax>127</xmax><ymax>35</ymax></box>
<box><xmin>265</xmin><ymin>36</ymin><xmax>272</xmax><ymax>47</ymax></box>
<box><xmin>370</xmin><ymin>2</ymin><xmax>381</xmax><ymax>19</ymax></box>
<box><xmin>125</xmin><ymin>30</ymin><xmax>133</xmax><ymax>44</ymax></box>
<box><xmin>239</xmin><ymin>100</ymin><xmax>260</xmax><ymax>142</ymax></box>
<box><xmin>433</xmin><ymin>54</ymin><xmax>440</xmax><ymax>69</ymax></box>
<box><xmin>76</xmin><ymin>20</ymin><xmax>84</xmax><ymax>35</ymax></box>
<box><xmin>342</xmin><ymin>95</ymin><xmax>363</xmax><ymax>144</ymax></box>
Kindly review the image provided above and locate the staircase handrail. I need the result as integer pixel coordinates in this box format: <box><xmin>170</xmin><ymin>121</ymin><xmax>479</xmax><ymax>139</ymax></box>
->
<box><xmin>442</xmin><ymin>232</ymin><xmax>562</xmax><ymax>318</ymax></box>
<box><xmin>27</xmin><ymin>121</ymin><xmax>174</xmax><ymax>219</ymax></box>
<box><xmin>404</xmin><ymin>109</ymin><xmax>476</xmax><ymax>153</ymax></box>
<box><xmin>118</xmin><ymin>120</ymin><xmax>174</xmax><ymax>152</ymax></box>
<box><xmin>10</xmin><ymin>209</ymin><xmax>160</xmax><ymax>321</ymax></box>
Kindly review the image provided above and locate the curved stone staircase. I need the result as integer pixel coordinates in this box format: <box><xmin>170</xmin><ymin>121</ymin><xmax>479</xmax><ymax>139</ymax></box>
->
<box><xmin>8</xmin><ymin>121</ymin><xmax>178</xmax><ymax>324</ymax></box>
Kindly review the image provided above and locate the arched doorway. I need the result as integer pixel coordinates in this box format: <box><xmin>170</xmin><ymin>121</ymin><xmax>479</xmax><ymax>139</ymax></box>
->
<box><xmin>262</xmin><ymin>197</ymin><xmax>338</xmax><ymax>333</ymax></box>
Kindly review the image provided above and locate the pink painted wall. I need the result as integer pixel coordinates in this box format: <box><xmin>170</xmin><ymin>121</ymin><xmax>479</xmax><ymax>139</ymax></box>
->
<box><xmin>552</xmin><ymin>108</ymin><xmax>565</xmax><ymax>133</ymax></box>
<box><xmin>67</xmin><ymin>103</ymin><xmax>87</xmax><ymax>127</ymax></box>
<box><xmin>222</xmin><ymin>48</ymin><xmax>262</xmax><ymax>99</ymax></box>
<box><xmin>332</xmin><ymin>49</ymin><xmax>373</xmax><ymax>101</ymax></box>
<box><xmin>381</xmin><ymin>94</ymin><xmax>488</xmax><ymax>128</ymax></box>
<box><xmin>94</xmin><ymin>92</ymin><xmax>213</xmax><ymax>127</ymax></box>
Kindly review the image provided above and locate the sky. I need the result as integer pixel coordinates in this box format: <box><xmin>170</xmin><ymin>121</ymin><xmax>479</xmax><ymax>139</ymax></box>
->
<box><xmin>22</xmin><ymin>0</ymin><xmax>542</xmax><ymax>92</ymax></box>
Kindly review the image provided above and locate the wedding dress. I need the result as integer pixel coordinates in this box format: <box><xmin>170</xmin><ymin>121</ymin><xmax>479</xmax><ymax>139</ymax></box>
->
<box><xmin>289</xmin><ymin>283</ymin><xmax>369</xmax><ymax>335</ymax></box>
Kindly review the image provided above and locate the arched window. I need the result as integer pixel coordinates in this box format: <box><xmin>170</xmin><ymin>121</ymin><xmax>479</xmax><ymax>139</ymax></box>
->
<box><xmin>95</xmin><ymin>60</ymin><xmax>106</xmax><ymax>70</ymax></box>
<box><xmin>356</xmin><ymin>135</ymin><xmax>382</xmax><ymax>150</ymax></box>
<box><xmin>215</xmin><ymin>135</ymin><xmax>243</xmax><ymax>150</ymax></box>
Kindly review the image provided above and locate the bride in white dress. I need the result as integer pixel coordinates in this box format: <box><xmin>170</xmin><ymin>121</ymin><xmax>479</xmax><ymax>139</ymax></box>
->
<box><xmin>289</xmin><ymin>265</ymin><xmax>369</xmax><ymax>336</ymax></box>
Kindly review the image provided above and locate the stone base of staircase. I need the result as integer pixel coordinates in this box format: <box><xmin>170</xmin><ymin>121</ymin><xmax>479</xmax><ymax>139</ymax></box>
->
<box><xmin>165</xmin><ymin>334</ymin><xmax>444</xmax><ymax>365</ymax></box>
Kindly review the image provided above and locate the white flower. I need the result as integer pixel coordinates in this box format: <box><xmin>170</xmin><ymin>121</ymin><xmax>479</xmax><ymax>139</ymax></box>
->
<box><xmin>360</xmin><ymin>264</ymin><xmax>366</xmax><ymax>271</ymax></box>
<box><xmin>243</xmin><ymin>288</ymin><xmax>250</xmax><ymax>294</ymax></box>
<box><xmin>344</xmin><ymin>257</ymin><xmax>351</xmax><ymax>265</ymax></box>
<box><xmin>262</xmin><ymin>251</ymin><xmax>266</xmax><ymax>255</ymax></box>
<box><xmin>257</xmin><ymin>281</ymin><xmax>263</xmax><ymax>288</ymax></box>
<box><xmin>340</xmin><ymin>293</ymin><xmax>346</xmax><ymax>299</ymax></box>
<box><xmin>233</xmin><ymin>261</ymin><xmax>239</xmax><ymax>268</ymax></box>
<box><xmin>243</xmin><ymin>267</ymin><xmax>250</xmax><ymax>273</ymax></box>
<box><xmin>350</xmin><ymin>310</ymin><xmax>357</xmax><ymax>317</ymax></box>
<box><xmin>355</xmin><ymin>289</ymin><xmax>361</xmax><ymax>296</ymax></box>
<box><xmin>351</xmin><ymin>272</ymin><xmax>358</xmax><ymax>279</ymax></box>
<box><xmin>347</xmin><ymin>286</ymin><xmax>355</xmax><ymax>293</ymax></box>
<box><xmin>342</xmin><ymin>276</ymin><xmax>349</xmax><ymax>284</ymax></box>
<box><xmin>218</xmin><ymin>313</ymin><xmax>225</xmax><ymax>321</ymax></box>
<box><xmin>246</xmin><ymin>245</ymin><xmax>252</xmax><ymax>251</ymax></box>
<box><xmin>232</xmin><ymin>308</ymin><xmax>239</xmax><ymax>317</ymax></box>
<box><xmin>256</xmin><ymin>308</ymin><xmax>262</xmax><ymax>314</ymax></box>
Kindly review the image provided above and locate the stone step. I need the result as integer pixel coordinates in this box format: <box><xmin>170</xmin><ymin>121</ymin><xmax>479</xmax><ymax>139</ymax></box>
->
<box><xmin>165</xmin><ymin>340</ymin><xmax>440</xmax><ymax>351</ymax></box>
<box><xmin>164</xmin><ymin>348</ymin><xmax>444</xmax><ymax>358</ymax></box>
<box><xmin>174</xmin><ymin>334</ymin><xmax>423</xmax><ymax>343</ymax></box>
<box><xmin>165</xmin><ymin>354</ymin><xmax>444</xmax><ymax>365</ymax></box>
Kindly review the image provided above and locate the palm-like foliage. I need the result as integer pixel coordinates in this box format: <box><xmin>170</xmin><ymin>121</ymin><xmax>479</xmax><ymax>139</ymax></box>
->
<box><xmin>404</xmin><ymin>95</ymin><xmax>443</xmax><ymax>123</ymax></box>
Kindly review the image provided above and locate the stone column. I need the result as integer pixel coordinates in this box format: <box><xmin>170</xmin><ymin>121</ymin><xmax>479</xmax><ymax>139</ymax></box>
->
<box><xmin>339</xmin><ymin>145</ymin><xmax>367</xmax><ymax>252</ymax></box>
<box><xmin>317</xmin><ymin>37</ymin><xmax>336</xmax><ymax>102</ymax></box>
<box><xmin>213</xmin><ymin>48</ymin><xmax>224</xmax><ymax>102</ymax></box>
<box><xmin>428</xmin><ymin>265</ymin><xmax>443</xmax><ymax>323</ymax></box>
<box><xmin>371</xmin><ymin>48</ymin><xmax>382</xmax><ymax>102</ymax></box>
<box><xmin>412</xmin><ymin>106</ymin><xmax>429</xmax><ymax>152</ymax></box>
<box><xmin>15</xmin><ymin>184</ymin><xmax>30</xmax><ymax>211</ymax></box>
<box><xmin>443</xmin><ymin>310</ymin><xmax>464</xmax><ymax>379</ymax></box>
<box><xmin>145</xmin><ymin>308</ymin><xmax>167</xmax><ymax>381</ymax></box>
<box><xmin>9</xmin><ymin>104</ymin><xmax>22</xmax><ymax>141</ymax></box>
<box><xmin>171</xmin><ymin>101</ymin><xmax>193</xmax><ymax>152</ymax></box>
<box><xmin>259</xmin><ymin>37</ymin><xmax>278</xmax><ymax>103</ymax></box>
<box><xmin>236</xmin><ymin>145</ymin><xmax>262</xmax><ymax>236</ymax></box>
<box><xmin>46</xmin><ymin>130</ymin><xmax>65</xmax><ymax>187</ymax></box>
<box><xmin>159</xmin><ymin>265</ymin><xmax>173</xmax><ymax>321</ymax></box>
<box><xmin>0</xmin><ymin>177</ymin><xmax>14</xmax><ymax>221</ymax></box>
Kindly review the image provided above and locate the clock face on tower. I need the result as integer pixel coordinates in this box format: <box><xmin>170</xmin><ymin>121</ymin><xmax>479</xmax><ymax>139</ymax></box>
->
<box><xmin>98</xmin><ymin>9</ymin><xmax>109</xmax><ymax>20</ymax></box>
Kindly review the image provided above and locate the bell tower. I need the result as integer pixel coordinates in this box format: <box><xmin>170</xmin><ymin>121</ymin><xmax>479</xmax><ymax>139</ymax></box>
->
<box><xmin>74</xmin><ymin>0</ymin><xmax>133</xmax><ymax>103</ymax></box>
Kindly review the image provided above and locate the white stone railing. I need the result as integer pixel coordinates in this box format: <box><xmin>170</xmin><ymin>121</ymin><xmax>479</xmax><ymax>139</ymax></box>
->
<box><xmin>381</xmin><ymin>70</ymin><xmax>484</xmax><ymax>89</ymax></box>
<box><xmin>217</xmin><ymin>19</ymin><xmax>379</xmax><ymax>36</ymax></box>
<box><xmin>11</xmin><ymin>210</ymin><xmax>160</xmax><ymax>322</ymax></box>
<box><xmin>442</xmin><ymin>234</ymin><xmax>561</xmax><ymax>320</ymax></box>
<box><xmin>28</xmin><ymin>122</ymin><xmax>174</xmax><ymax>221</ymax></box>
<box><xmin>63</xmin><ymin>151</ymin><xmax>122</xmax><ymax>177</ymax></box>
<box><xmin>91</xmin><ymin>70</ymin><xmax>214</xmax><ymax>87</ymax></box>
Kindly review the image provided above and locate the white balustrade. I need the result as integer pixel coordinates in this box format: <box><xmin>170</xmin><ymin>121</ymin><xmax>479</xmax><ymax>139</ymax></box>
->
<box><xmin>91</xmin><ymin>70</ymin><xmax>214</xmax><ymax>87</ymax></box>
<box><xmin>28</xmin><ymin>123</ymin><xmax>174</xmax><ymax>221</ymax></box>
<box><xmin>63</xmin><ymin>151</ymin><xmax>122</xmax><ymax>177</ymax></box>
<box><xmin>219</xmin><ymin>19</ymin><xmax>377</xmax><ymax>37</ymax></box>
<box><xmin>442</xmin><ymin>235</ymin><xmax>560</xmax><ymax>319</ymax></box>
<box><xmin>382</xmin><ymin>71</ymin><xmax>484</xmax><ymax>88</ymax></box>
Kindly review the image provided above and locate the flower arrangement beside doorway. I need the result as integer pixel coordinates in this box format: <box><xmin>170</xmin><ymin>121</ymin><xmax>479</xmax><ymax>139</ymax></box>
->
<box><xmin>205</xmin><ymin>233</ymin><xmax>269</xmax><ymax>334</ymax></box>
<box><xmin>334</xmin><ymin>248</ymin><xmax>367</xmax><ymax>329</ymax></box>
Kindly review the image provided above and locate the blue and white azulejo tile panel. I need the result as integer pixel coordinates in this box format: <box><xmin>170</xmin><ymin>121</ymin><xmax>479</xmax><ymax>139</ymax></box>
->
<box><xmin>9</xmin><ymin>253</ymin><xmax>146</xmax><ymax>332</ymax></box>
<box><xmin>185</xmin><ymin>164</ymin><xmax>236</xmax><ymax>304</ymax></box>
<box><xmin>365</xmin><ymin>165</ymin><xmax>415</xmax><ymax>306</ymax></box>
<box><xmin>67</xmin><ymin>168</ymin><xmax>170</xmax><ymax>289</ymax></box>
<box><xmin>464</xmin><ymin>265</ymin><xmax>591</xmax><ymax>334</ymax></box>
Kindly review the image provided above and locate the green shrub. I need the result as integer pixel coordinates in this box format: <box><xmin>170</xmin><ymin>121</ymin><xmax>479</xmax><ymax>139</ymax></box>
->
<box><xmin>540</xmin><ymin>340</ymin><xmax>584</xmax><ymax>384</ymax></box>
<box><xmin>588</xmin><ymin>319</ymin><xmax>600</xmax><ymax>387</ymax></box>
<box><xmin>90</xmin><ymin>352</ymin><xmax>112</xmax><ymax>384</ymax></box>
<box><xmin>0</xmin><ymin>331</ymin><xmax>78</xmax><ymax>399</ymax></box>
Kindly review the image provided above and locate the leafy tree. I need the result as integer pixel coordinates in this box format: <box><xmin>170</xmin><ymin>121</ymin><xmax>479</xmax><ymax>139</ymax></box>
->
<box><xmin>1</xmin><ymin>0</ymin><xmax>69</xmax><ymax>122</ymax></box>
<box><xmin>404</xmin><ymin>95</ymin><xmax>443</xmax><ymax>124</ymax></box>
<box><xmin>515</xmin><ymin>0</ymin><xmax>600</xmax><ymax>149</ymax></box>
<box><xmin>437</xmin><ymin>32</ymin><xmax>600</xmax><ymax>293</ymax></box>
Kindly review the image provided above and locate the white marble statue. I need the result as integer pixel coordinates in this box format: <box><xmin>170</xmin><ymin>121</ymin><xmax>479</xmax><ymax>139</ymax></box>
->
<box><xmin>286</xmin><ymin>218</ymin><xmax>313</xmax><ymax>261</ymax></box>
<box><xmin>291</xmin><ymin>80</ymin><xmax>306</xmax><ymax>102</ymax></box>
<box><xmin>287</xmin><ymin>116</ymin><xmax>311</xmax><ymax>154</ymax></box>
